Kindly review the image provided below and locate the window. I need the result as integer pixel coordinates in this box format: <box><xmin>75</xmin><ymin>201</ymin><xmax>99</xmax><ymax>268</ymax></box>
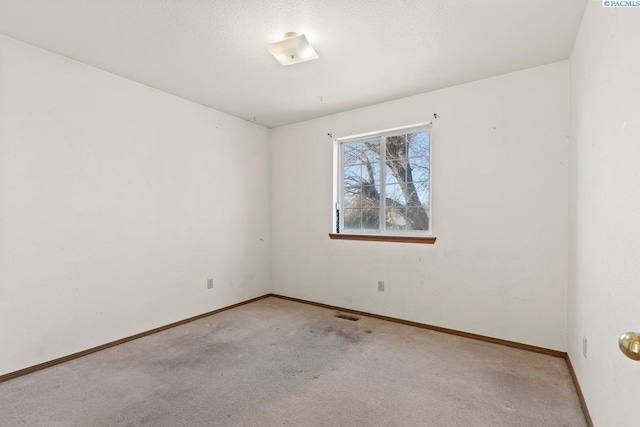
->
<box><xmin>336</xmin><ymin>123</ymin><xmax>432</xmax><ymax>236</ymax></box>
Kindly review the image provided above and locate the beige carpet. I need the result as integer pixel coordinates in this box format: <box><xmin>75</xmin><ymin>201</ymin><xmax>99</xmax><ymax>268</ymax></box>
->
<box><xmin>0</xmin><ymin>297</ymin><xmax>586</xmax><ymax>426</ymax></box>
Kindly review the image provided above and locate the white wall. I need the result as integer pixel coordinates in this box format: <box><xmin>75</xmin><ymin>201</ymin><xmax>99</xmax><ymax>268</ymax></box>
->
<box><xmin>569</xmin><ymin>2</ymin><xmax>640</xmax><ymax>425</ymax></box>
<box><xmin>271</xmin><ymin>62</ymin><xmax>570</xmax><ymax>351</ymax></box>
<box><xmin>0</xmin><ymin>35</ymin><xmax>270</xmax><ymax>376</ymax></box>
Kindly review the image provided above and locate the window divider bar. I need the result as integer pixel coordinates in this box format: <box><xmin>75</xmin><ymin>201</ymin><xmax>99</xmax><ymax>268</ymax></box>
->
<box><xmin>379</xmin><ymin>136</ymin><xmax>386</xmax><ymax>232</ymax></box>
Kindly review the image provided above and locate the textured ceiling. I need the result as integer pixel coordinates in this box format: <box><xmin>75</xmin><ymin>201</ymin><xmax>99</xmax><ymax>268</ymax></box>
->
<box><xmin>0</xmin><ymin>0</ymin><xmax>587</xmax><ymax>128</ymax></box>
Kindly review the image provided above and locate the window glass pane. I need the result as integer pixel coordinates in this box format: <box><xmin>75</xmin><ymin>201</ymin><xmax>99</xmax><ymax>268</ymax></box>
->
<box><xmin>406</xmin><ymin>207</ymin><xmax>429</xmax><ymax>231</ymax></box>
<box><xmin>343</xmin><ymin>144</ymin><xmax>363</xmax><ymax>166</ymax></box>
<box><xmin>385</xmin><ymin>183</ymin><xmax>406</xmax><ymax>205</ymax></box>
<box><xmin>407</xmin><ymin>131</ymin><xmax>430</xmax><ymax>158</ymax></box>
<box><xmin>343</xmin><ymin>139</ymin><xmax>381</xmax><ymax>231</ymax></box>
<box><xmin>362</xmin><ymin>162</ymin><xmax>380</xmax><ymax>186</ymax></box>
<box><xmin>344</xmin><ymin>186</ymin><xmax>361</xmax><ymax>208</ymax></box>
<box><xmin>362</xmin><ymin>140</ymin><xmax>381</xmax><ymax>161</ymax></box>
<box><xmin>361</xmin><ymin>185</ymin><xmax>380</xmax><ymax>210</ymax></box>
<box><xmin>344</xmin><ymin>140</ymin><xmax>380</xmax><ymax>163</ymax></box>
<box><xmin>407</xmin><ymin>159</ymin><xmax>429</xmax><ymax>181</ymax></box>
<box><xmin>408</xmin><ymin>157</ymin><xmax>429</xmax><ymax>182</ymax></box>
<box><xmin>343</xmin><ymin>140</ymin><xmax>380</xmax><ymax>180</ymax></box>
<box><xmin>406</xmin><ymin>182</ymin><xmax>429</xmax><ymax>207</ymax></box>
<box><xmin>344</xmin><ymin>165</ymin><xmax>362</xmax><ymax>186</ymax></box>
<box><xmin>385</xmin><ymin>205</ymin><xmax>407</xmax><ymax>230</ymax></box>
<box><xmin>386</xmin><ymin>135</ymin><xmax>406</xmax><ymax>159</ymax></box>
<box><xmin>344</xmin><ymin>209</ymin><xmax>361</xmax><ymax>229</ymax></box>
<box><xmin>385</xmin><ymin>160</ymin><xmax>406</xmax><ymax>185</ymax></box>
<box><xmin>362</xmin><ymin>209</ymin><xmax>380</xmax><ymax>229</ymax></box>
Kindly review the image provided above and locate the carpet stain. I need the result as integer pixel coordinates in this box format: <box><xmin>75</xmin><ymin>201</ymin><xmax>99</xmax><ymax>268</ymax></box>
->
<box><xmin>323</xmin><ymin>325</ymin><xmax>363</xmax><ymax>344</ymax></box>
<box><xmin>281</xmin><ymin>368</ymin><xmax>304</xmax><ymax>377</ymax></box>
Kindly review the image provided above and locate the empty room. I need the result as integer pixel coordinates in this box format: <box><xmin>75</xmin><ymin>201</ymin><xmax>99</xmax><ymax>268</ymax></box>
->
<box><xmin>0</xmin><ymin>0</ymin><xmax>638</xmax><ymax>426</ymax></box>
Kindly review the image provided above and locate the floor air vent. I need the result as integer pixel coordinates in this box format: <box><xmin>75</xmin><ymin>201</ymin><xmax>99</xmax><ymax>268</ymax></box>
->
<box><xmin>335</xmin><ymin>313</ymin><xmax>360</xmax><ymax>321</ymax></box>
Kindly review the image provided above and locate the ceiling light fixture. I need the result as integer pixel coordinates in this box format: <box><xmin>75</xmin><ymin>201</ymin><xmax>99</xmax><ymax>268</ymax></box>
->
<box><xmin>267</xmin><ymin>32</ymin><xmax>319</xmax><ymax>66</ymax></box>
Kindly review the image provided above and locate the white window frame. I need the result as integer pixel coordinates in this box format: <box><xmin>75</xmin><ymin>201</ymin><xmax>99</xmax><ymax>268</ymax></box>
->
<box><xmin>335</xmin><ymin>122</ymin><xmax>433</xmax><ymax>236</ymax></box>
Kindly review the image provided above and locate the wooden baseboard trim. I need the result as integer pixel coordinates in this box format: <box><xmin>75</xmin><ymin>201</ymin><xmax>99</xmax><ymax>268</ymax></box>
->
<box><xmin>0</xmin><ymin>294</ymin><xmax>271</xmax><ymax>384</ymax></box>
<box><xmin>268</xmin><ymin>293</ymin><xmax>567</xmax><ymax>358</ymax></box>
<box><xmin>565</xmin><ymin>355</ymin><xmax>594</xmax><ymax>427</ymax></box>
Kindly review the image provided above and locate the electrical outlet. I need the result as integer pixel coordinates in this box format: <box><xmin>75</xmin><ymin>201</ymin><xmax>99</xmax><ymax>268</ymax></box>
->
<box><xmin>583</xmin><ymin>336</ymin><xmax>587</xmax><ymax>358</ymax></box>
<box><xmin>207</xmin><ymin>279</ymin><xmax>213</xmax><ymax>290</ymax></box>
<box><xmin>378</xmin><ymin>281</ymin><xmax>384</xmax><ymax>292</ymax></box>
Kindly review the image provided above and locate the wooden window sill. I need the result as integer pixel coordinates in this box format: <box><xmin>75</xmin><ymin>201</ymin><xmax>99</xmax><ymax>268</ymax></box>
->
<box><xmin>328</xmin><ymin>233</ymin><xmax>436</xmax><ymax>244</ymax></box>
